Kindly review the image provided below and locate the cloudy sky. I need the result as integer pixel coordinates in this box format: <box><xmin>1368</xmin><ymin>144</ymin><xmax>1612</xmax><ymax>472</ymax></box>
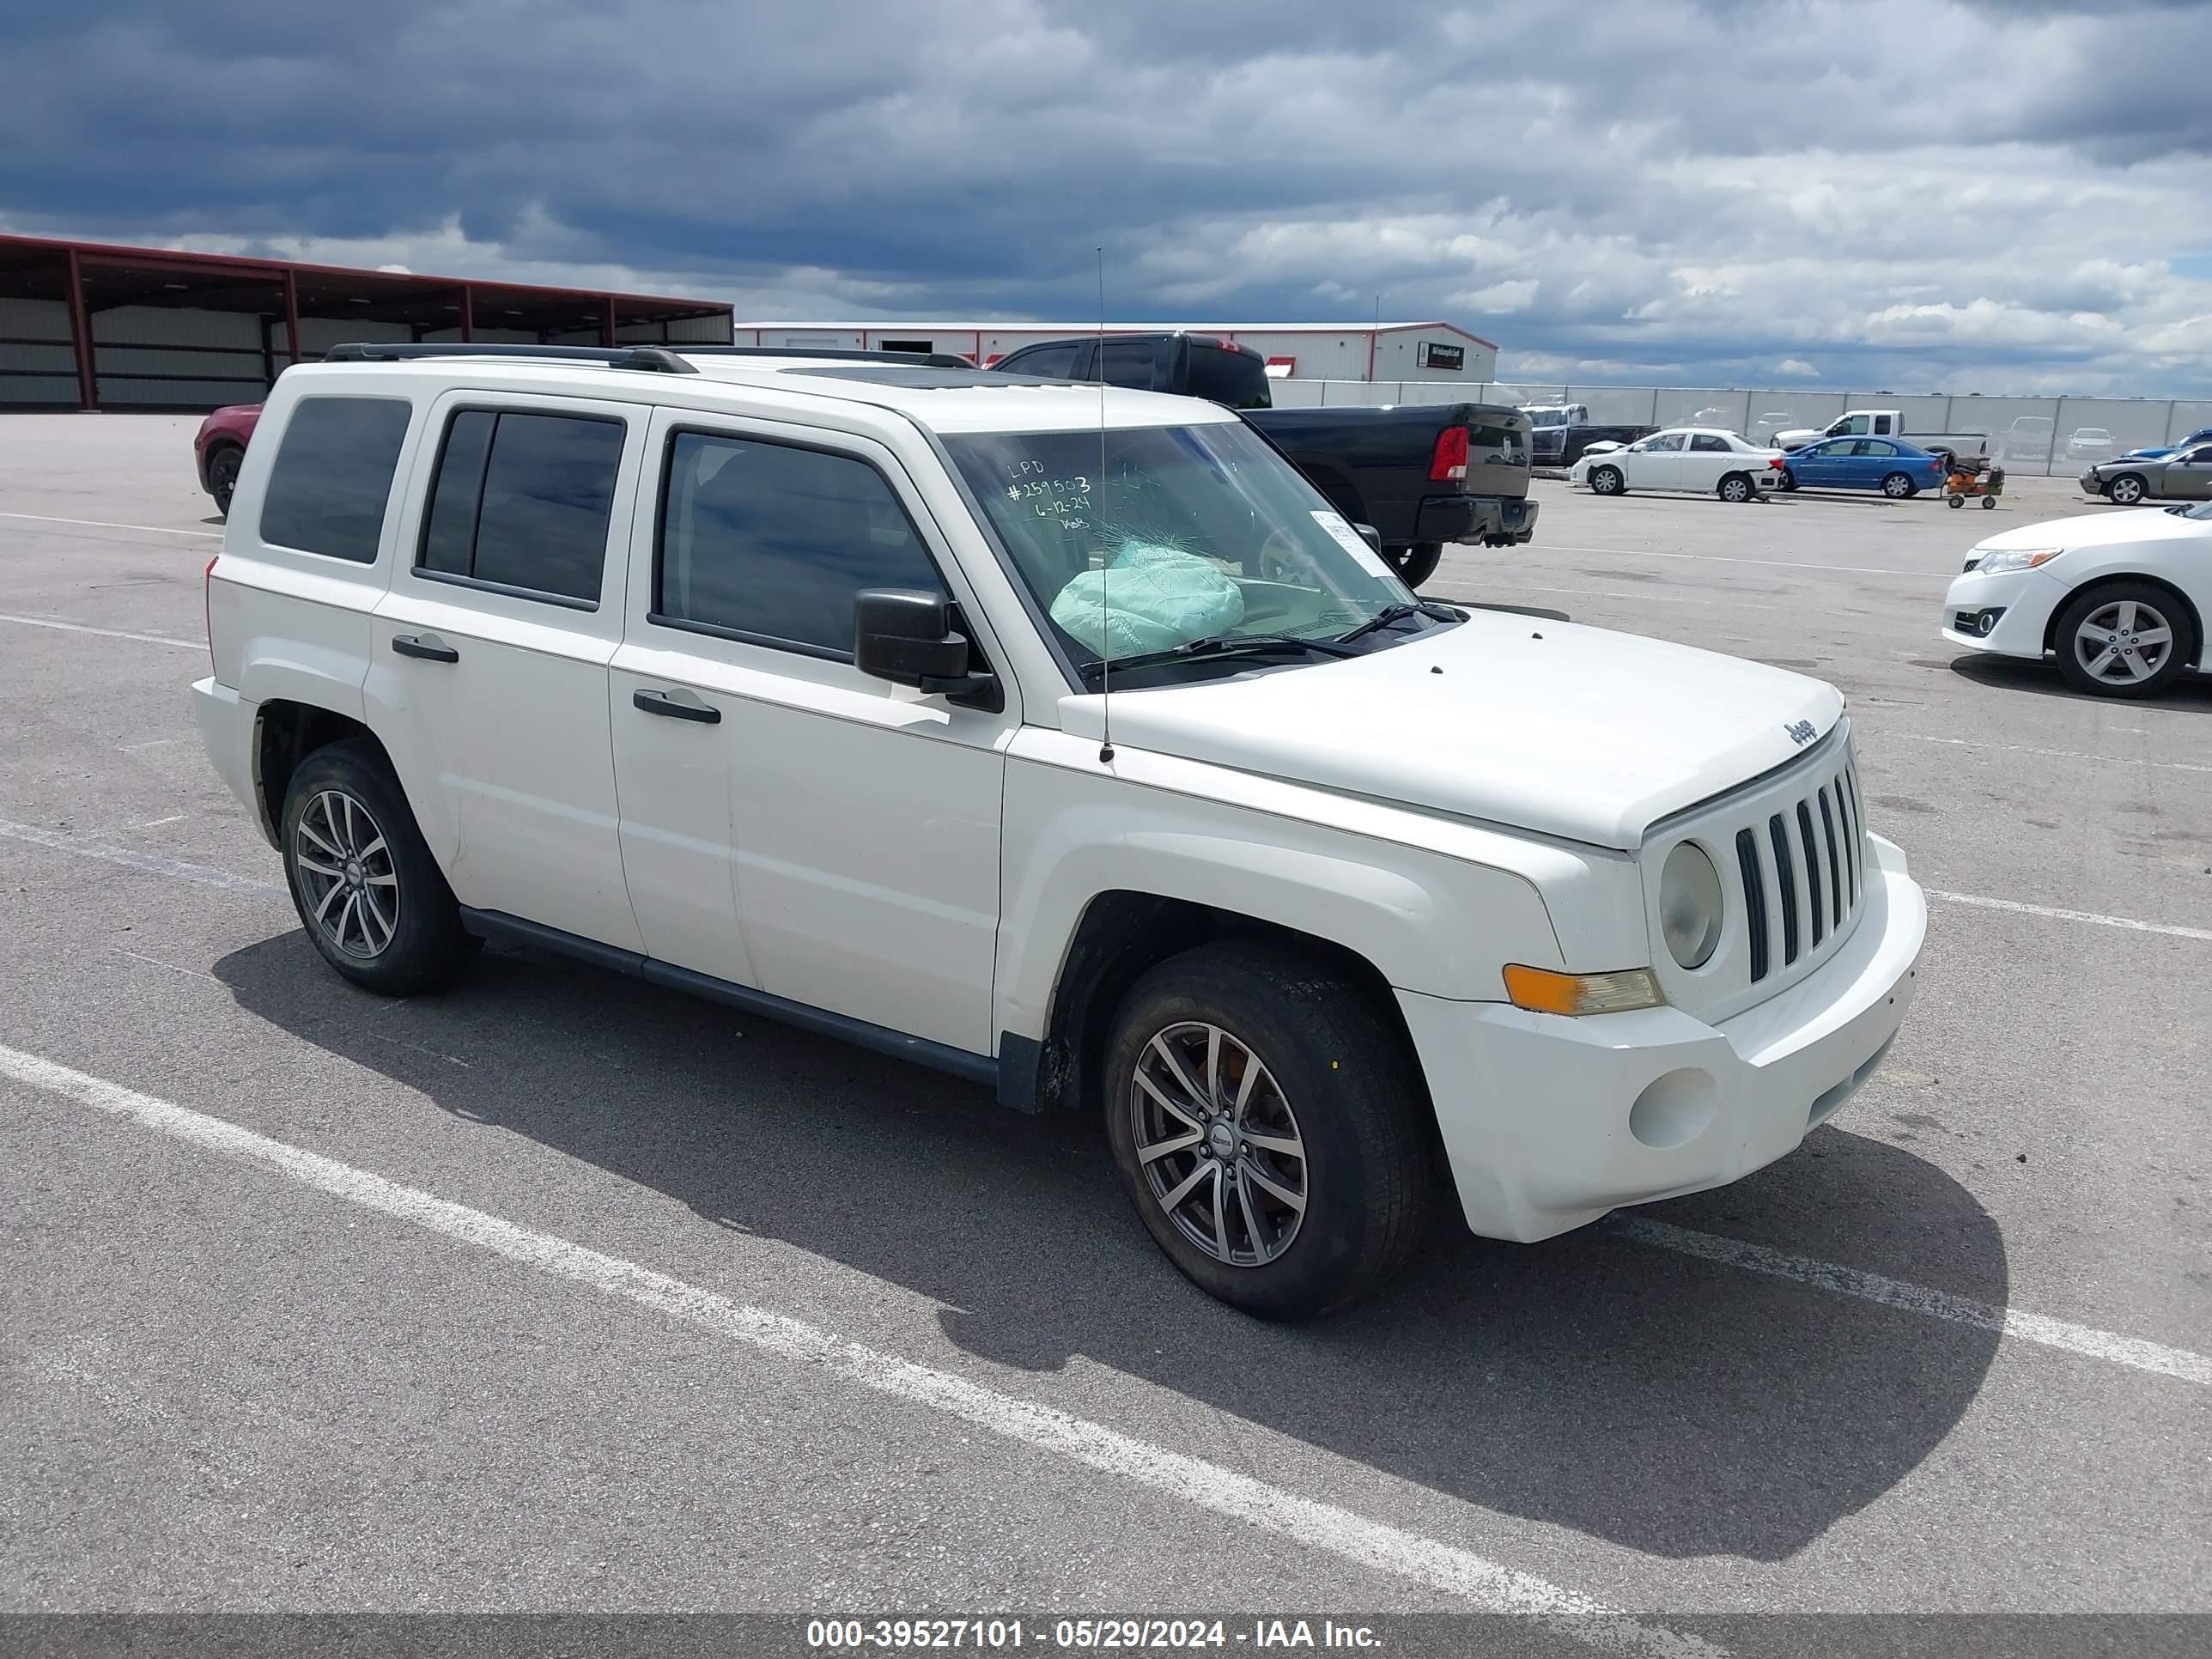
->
<box><xmin>5</xmin><ymin>0</ymin><xmax>2209</xmax><ymax>394</ymax></box>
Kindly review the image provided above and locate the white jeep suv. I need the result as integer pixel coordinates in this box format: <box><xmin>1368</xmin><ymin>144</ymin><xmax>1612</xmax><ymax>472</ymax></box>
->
<box><xmin>193</xmin><ymin>343</ymin><xmax>1925</xmax><ymax>1317</ymax></box>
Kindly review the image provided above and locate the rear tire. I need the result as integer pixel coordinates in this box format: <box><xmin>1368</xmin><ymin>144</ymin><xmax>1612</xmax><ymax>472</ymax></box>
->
<box><xmin>1717</xmin><ymin>472</ymin><xmax>1753</xmax><ymax>503</ymax></box>
<box><xmin>280</xmin><ymin>738</ymin><xmax>479</xmax><ymax>995</ymax></box>
<box><xmin>2052</xmin><ymin>581</ymin><xmax>2195</xmax><ymax>699</ymax></box>
<box><xmin>1589</xmin><ymin>465</ymin><xmax>1624</xmax><ymax>496</ymax></box>
<box><xmin>1103</xmin><ymin>942</ymin><xmax>1435</xmax><ymax>1320</ymax></box>
<box><xmin>206</xmin><ymin>445</ymin><xmax>242</xmax><ymax>516</ymax></box>
<box><xmin>1385</xmin><ymin>542</ymin><xmax>1443</xmax><ymax>587</ymax></box>
<box><xmin>1881</xmin><ymin>471</ymin><xmax>1916</xmax><ymax>499</ymax></box>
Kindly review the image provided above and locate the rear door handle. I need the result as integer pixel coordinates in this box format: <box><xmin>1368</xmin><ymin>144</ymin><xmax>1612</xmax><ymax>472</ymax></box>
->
<box><xmin>632</xmin><ymin>688</ymin><xmax>720</xmax><ymax>725</ymax></box>
<box><xmin>392</xmin><ymin>633</ymin><xmax>459</xmax><ymax>663</ymax></box>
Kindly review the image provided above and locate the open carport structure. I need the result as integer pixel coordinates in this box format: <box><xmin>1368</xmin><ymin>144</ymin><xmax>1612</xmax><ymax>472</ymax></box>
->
<box><xmin>0</xmin><ymin>234</ymin><xmax>734</xmax><ymax>413</ymax></box>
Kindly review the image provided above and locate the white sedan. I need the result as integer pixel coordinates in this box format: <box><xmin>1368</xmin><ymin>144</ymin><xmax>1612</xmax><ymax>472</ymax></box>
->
<box><xmin>1942</xmin><ymin>501</ymin><xmax>2211</xmax><ymax>696</ymax></box>
<box><xmin>1569</xmin><ymin>427</ymin><xmax>1784</xmax><ymax>502</ymax></box>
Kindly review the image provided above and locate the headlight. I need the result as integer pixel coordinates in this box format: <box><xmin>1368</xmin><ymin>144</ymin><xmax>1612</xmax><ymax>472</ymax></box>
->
<box><xmin>1658</xmin><ymin>842</ymin><xmax>1724</xmax><ymax>970</ymax></box>
<box><xmin>1972</xmin><ymin>547</ymin><xmax>2063</xmax><ymax>574</ymax></box>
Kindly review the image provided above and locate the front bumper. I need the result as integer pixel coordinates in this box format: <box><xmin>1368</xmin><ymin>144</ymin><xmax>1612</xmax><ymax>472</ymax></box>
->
<box><xmin>1422</xmin><ymin>493</ymin><xmax>1539</xmax><ymax>546</ymax></box>
<box><xmin>1938</xmin><ymin>564</ymin><xmax>2067</xmax><ymax>659</ymax></box>
<box><xmin>1400</xmin><ymin>834</ymin><xmax>1926</xmax><ymax>1243</ymax></box>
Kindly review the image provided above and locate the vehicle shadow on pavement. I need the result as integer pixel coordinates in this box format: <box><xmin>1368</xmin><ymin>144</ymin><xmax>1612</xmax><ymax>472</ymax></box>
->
<box><xmin>1940</xmin><ymin>655</ymin><xmax>2212</xmax><ymax>710</ymax></box>
<box><xmin>214</xmin><ymin>933</ymin><xmax>2006</xmax><ymax>1566</ymax></box>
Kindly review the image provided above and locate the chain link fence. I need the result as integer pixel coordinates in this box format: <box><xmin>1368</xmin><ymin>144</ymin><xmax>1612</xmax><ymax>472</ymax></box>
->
<box><xmin>1270</xmin><ymin>380</ymin><xmax>2212</xmax><ymax>477</ymax></box>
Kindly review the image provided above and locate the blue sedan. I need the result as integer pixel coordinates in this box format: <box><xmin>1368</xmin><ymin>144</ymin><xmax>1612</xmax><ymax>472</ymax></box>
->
<box><xmin>1781</xmin><ymin>437</ymin><xmax>1948</xmax><ymax>498</ymax></box>
<box><xmin>2123</xmin><ymin>425</ymin><xmax>2212</xmax><ymax>461</ymax></box>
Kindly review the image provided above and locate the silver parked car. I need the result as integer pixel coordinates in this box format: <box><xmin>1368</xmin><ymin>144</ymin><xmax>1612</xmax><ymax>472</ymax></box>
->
<box><xmin>2081</xmin><ymin>441</ymin><xmax>2212</xmax><ymax>506</ymax></box>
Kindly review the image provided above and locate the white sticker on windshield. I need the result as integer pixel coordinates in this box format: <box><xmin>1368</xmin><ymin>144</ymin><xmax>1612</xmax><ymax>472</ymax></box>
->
<box><xmin>1310</xmin><ymin>509</ymin><xmax>1399</xmax><ymax>583</ymax></box>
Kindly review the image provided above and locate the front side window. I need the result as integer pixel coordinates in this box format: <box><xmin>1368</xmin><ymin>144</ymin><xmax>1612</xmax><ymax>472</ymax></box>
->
<box><xmin>417</xmin><ymin>408</ymin><xmax>623</xmax><ymax>604</ymax></box>
<box><xmin>1644</xmin><ymin>434</ymin><xmax>1686</xmax><ymax>453</ymax></box>
<box><xmin>656</xmin><ymin>432</ymin><xmax>945</xmax><ymax>654</ymax></box>
<box><xmin>259</xmin><ymin>396</ymin><xmax>413</xmax><ymax>562</ymax></box>
<box><xmin>1838</xmin><ymin>416</ymin><xmax>1869</xmax><ymax>435</ymax></box>
<box><xmin>944</xmin><ymin>421</ymin><xmax>1411</xmax><ymax>677</ymax></box>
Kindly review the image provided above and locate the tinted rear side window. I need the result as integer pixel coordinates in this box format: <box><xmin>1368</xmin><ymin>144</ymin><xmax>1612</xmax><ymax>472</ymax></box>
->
<box><xmin>1095</xmin><ymin>339</ymin><xmax>1159</xmax><ymax>390</ymax></box>
<box><xmin>259</xmin><ymin>397</ymin><xmax>412</xmax><ymax>562</ymax></box>
<box><xmin>657</xmin><ymin>432</ymin><xmax>945</xmax><ymax>655</ymax></box>
<box><xmin>416</xmin><ymin>409</ymin><xmax>623</xmax><ymax>605</ymax></box>
<box><xmin>1185</xmin><ymin>345</ymin><xmax>1270</xmax><ymax>410</ymax></box>
<box><xmin>1002</xmin><ymin>343</ymin><xmax>1081</xmax><ymax>379</ymax></box>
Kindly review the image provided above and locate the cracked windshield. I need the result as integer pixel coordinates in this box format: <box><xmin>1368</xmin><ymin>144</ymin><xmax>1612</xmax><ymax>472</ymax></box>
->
<box><xmin>945</xmin><ymin>422</ymin><xmax>1413</xmax><ymax>673</ymax></box>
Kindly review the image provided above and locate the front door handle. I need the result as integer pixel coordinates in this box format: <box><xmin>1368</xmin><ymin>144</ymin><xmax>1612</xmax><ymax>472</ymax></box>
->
<box><xmin>632</xmin><ymin>688</ymin><xmax>720</xmax><ymax>725</ymax></box>
<box><xmin>392</xmin><ymin>633</ymin><xmax>459</xmax><ymax>663</ymax></box>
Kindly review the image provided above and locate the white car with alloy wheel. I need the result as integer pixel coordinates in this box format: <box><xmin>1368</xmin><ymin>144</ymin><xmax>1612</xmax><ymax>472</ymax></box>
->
<box><xmin>1942</xmin><ymin>501</ymin><xmax>2211</xmax><ymax>697</ymax></box>
<box><xmin>194</xmin><ymin>342</ymin><xmax>1926</xmax><ymax>1318</ymax></box>
<box><xmin>1571</xmin><ymin>428</ymin><xmax>1784</xmax><ymax>502</ymax></box>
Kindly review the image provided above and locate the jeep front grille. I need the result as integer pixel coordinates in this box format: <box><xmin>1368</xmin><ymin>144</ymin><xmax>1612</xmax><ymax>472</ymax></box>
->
<box><xmin>1740</xmin><ymin>757</ymin><xmax>1866</xmax><ymax>981</ymax></box>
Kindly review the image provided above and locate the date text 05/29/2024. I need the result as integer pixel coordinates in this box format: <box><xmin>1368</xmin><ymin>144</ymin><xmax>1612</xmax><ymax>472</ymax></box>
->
<box><xmin>805</xmin><ymin>1618</ymin><xmax>1382</xmax><ymax>1650</ymax></box>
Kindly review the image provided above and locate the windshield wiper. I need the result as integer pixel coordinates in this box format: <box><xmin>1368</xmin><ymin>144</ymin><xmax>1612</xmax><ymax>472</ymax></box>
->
<box><xmin>1077</xmin><ymin>633</ymin><xmax>1358</xmax><ymax>683</ymax></box>
<box><xmin>1332</xmin><ymin>600</ymin><xmax>1462</xmax><ymax>646</ymax></box>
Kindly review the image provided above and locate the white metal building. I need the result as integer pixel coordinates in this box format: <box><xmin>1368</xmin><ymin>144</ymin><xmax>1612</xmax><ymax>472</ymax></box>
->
<box><xmin>738</xmin><ymin>321</ymin><xmax>1498</xmax><ymax>384</ymax></box>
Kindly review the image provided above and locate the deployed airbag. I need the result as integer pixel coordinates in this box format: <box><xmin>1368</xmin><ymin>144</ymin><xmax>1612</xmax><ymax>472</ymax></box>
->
<box><xmin>1049</xmin><ymin>541</ymin><xmax>1245</xmax><ymax>659</ymax></box>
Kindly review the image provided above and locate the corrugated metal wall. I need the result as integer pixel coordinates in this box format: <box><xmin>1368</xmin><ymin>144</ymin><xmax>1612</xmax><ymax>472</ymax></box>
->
<box><xmin>0</xmin><ymin>296</ymin><xmax>78</xmax><ymax>404</ymax></box>
<box><xmin>90</xmin><ymin>304</ymin><xmax>269</xmax><ymax>410</ymax></box>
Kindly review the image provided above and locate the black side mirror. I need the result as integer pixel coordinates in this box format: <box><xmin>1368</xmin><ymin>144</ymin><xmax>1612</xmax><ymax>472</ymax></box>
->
<box><xmin>1353</xmin><ymin>523</ymin><xmax>1382</xmax><ymax>554</ymax></box>
<box><xmin>854</xmin><ymin>588</ymin><xmax>998</xmax><ymax>706</ymax></box>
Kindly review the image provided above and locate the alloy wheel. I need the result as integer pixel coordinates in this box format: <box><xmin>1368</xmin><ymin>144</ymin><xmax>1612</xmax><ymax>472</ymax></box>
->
<box><xmin>2110</xmin><ymin>476</ymin><xmax>2144</xmax><ymax>505</ymax></box>
<box><xmin>1130</xmin><ymin>1022</ymin><xmax>1307</xmax><ymax>1267</ymax></box>
<box><xmin>294</xmin><ymin>788</ymin><xmax>399</xmax><ymax>958</ymax></box>
<box><xmin>2072</xmin><ymin>598</ymin><xmax>2173</xmax><ymax>687</ymax></box>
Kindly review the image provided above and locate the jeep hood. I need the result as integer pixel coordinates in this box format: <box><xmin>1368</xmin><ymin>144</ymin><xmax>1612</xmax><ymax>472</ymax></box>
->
<box><xmin>1066</xmin><ymin>612</ymin><xmax>1844</xmax><ymax>851</ymax></box>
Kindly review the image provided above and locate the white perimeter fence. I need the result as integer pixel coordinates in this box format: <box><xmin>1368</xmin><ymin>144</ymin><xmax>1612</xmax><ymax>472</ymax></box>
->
<box><xmin>1273</xmin><ymin>380</ymin><xmax>2212</xmax><ymax>477</ymax></box>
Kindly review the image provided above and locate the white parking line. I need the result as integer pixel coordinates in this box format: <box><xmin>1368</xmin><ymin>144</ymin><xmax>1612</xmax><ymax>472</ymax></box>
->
<box><xmin>0</xmin><ymin>817</ymin><xmax>283</xmax><ymax>897</ymax></box>
<box><xmin>0</xmin><ymin>509</ymin><xmax>220</xmax><ymax>539</ymax></box>
<box><xmin>1889</xmin><ymin>732</ymin><xmax>2212</xmax><ymax>776</ymax></box>
<box><xmin>1927</xmin><ymin>888</ymin><xmax>2212</xmax><ymax>944</ymax></box>
<box><xmin>1614</xmin><ymin>1219</ymin><xmax>2209</xmax><ymax>1385</ymax></box>
<box><xmin>1539</xmin><ymin>544</ymin><xmax>1931</xmax><ymax>579</ymax></box>
<box><xmin>0</xmin><ymin>1042</ymin><xmax>1714</xmax><ymax>1658</ymax></box>
<box><xmin>0</xmin><ymin>612</ymin><xmax>204</xmax><ymax>652</ymax></box>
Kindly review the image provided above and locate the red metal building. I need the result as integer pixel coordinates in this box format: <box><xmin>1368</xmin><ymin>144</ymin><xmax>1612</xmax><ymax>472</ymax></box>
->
<box><xmin>0</xmin><ymin>234</ymin><xmax>735</xmax><ymax>412</ymax></box>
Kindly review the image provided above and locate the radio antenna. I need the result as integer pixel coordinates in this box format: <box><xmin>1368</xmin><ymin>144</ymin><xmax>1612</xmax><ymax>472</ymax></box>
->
<box><xmin>1096</xmin><ymin>245</ymin><xmax>1115</xmax><ymax>765</ymax></box>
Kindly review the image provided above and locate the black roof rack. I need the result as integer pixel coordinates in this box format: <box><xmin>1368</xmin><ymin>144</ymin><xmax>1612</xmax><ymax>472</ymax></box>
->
<box><xmin>670</xmin><ymin>345</ymin><xmax>979</xmax><ymax>369</ymax></box>
<box><xmin>321</xmin><ymin>342</ymin><xmax>697</xmax><ymax>374</ymax></box>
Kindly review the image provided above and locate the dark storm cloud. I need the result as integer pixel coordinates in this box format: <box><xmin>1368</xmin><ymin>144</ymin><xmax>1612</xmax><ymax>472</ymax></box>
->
<box><xmin>3</xmin><ymin>0</ymin><xmax>2208</xmax><ymax>391</ymax></box>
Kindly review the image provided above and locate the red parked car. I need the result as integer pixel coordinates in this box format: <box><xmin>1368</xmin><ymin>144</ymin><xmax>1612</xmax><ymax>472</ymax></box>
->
<box><xmin>194</xmin><ymin>404</ymin><xmax>263</xmax><ymax>515</ymax></box>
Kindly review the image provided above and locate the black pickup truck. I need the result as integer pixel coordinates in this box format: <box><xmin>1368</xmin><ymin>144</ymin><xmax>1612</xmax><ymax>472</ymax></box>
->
<box><xmin>989</xmin><ymin>331</ymin><xmax>1536</xmax><ymax>586</ymax></box>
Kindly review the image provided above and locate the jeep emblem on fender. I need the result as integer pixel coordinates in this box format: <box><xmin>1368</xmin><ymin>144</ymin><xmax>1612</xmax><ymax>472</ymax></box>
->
<box><xmin>1784</xmin><ymin>720</ymin><xmax>1818</xmax><ymax>745</ymax></box>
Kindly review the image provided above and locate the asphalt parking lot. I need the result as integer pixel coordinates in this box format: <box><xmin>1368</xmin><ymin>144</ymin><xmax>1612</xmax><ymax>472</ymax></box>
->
<box><xmin>2</xmin><ymin>415</ymin><xmax>2206</xmax><ymax>1653</ymax></box>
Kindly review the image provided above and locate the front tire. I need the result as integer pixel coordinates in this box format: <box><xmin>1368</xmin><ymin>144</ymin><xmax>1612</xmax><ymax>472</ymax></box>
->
<box><xmin>1881</xmin><ymin>471</ymin><xmax>1916</xmax><ymax>499</ymax></box>
<box><xmin>1385</xmin><ymin>542</ymin><xmax>1443</xmax><ymax>587</ymax></box>
<box><xmin>1589</xmin><ymin>465</ymin><xmax>1624</xmax><ymax>496</ymax></box>
<box><xmin>2107</xmin><ymin>474</ymin><xmax>2147</xmax><ymax>506</ymax></box>
<box><xmin>1103</xmin><ymin>943</ymin><xmax>1435</xmax><ymax>1319</ymax></box>
<box><xmin>281</xmin><ymin>738</ymin><xmax>478</xmax><ymax>994</ymax></box>
<box><xmin>2053</xmin><ymin>582</ymin><xmax>2194</xmax><ymax>699</ymax></box>
<box><xmin>1777</xmin><ymin>467</ymin><xmax>1798</xmax><ymax>492</ymax></box>
<box><xmin>1717</xmin><ymin>472</ymin><xmax>1753</xmax><ymax>503</ymax></box>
